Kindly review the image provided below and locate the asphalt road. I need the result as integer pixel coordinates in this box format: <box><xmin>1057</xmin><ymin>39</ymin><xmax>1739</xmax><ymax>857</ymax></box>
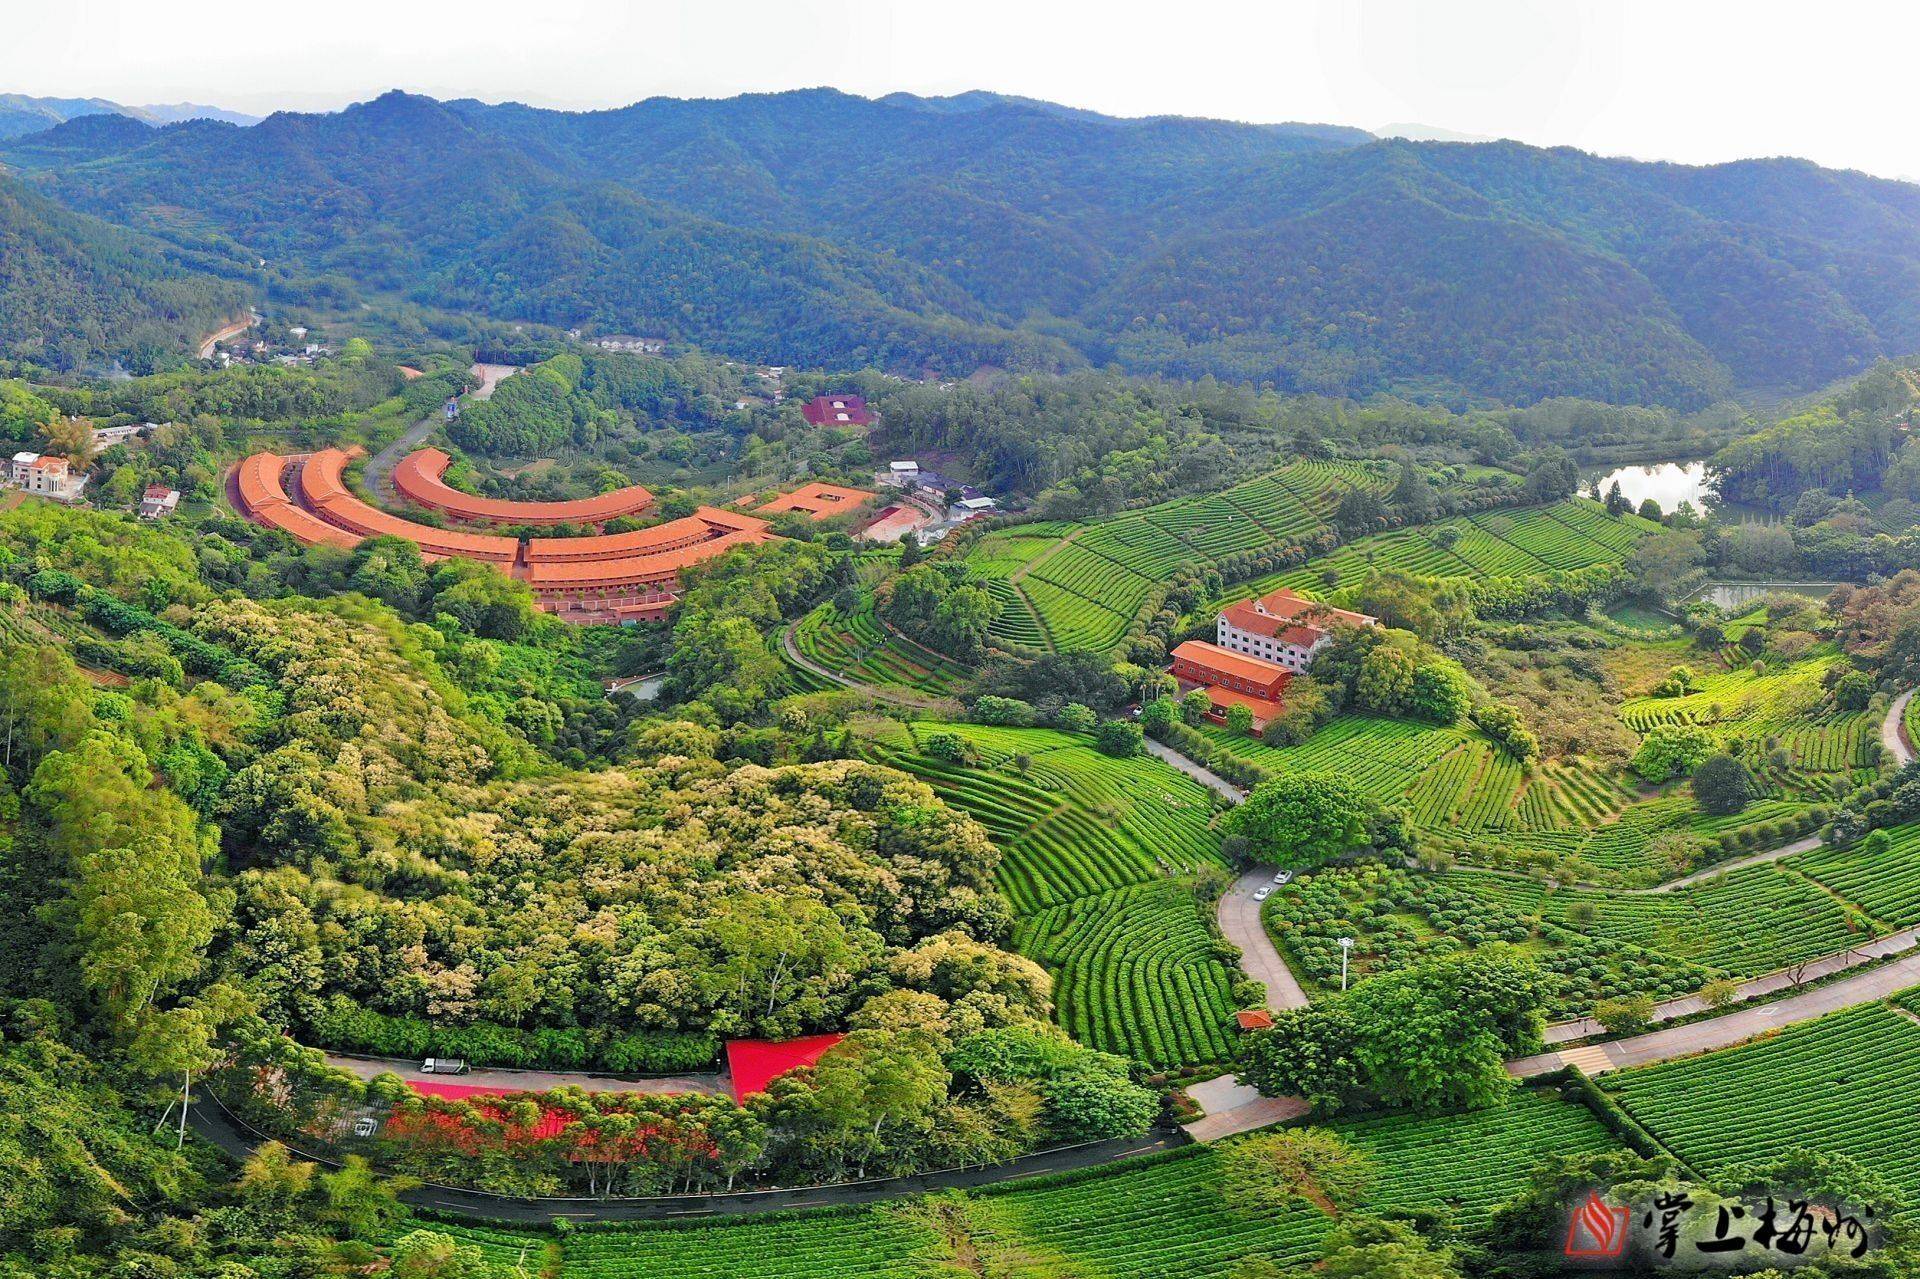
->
<box><xmin>1219</xmin><ymin>866</ymin><xmax>1310</xmax><ymax>1011</ymax></box>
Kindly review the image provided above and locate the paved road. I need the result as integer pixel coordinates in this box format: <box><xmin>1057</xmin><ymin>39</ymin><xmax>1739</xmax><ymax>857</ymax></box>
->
<box><xmin>325</xmin><ymin>1052</ymin><xmax>727</xmax><ymax>1096</ymax></box>
<box><xmin>1142</xmin><ymin>738</ymin><xmax>1244</xmax><ymax>801</ymax></box>
<box><xmin>1514</xmin><ymin>942</ymin><xmax>1920</xmax><ymax>1077</ymax></box>
<box><xmin>189</xmin><ymin>1093</ymin><xmax>1174</xmax><ymax>1222</ymax></box>
<box><xmin>1219</xmin><ymin>866</ymin><xmax>1310</xmax><ymax>1011</ymax></box>
<box><xmin>1884</xmin><ymin>688</ymin><xmax>1916</xmax><ymax>766</ymax></box>
<box><xmin>362</xmin><ymin>362</ymin><xmax>522</xmax><ymax>501</ymax></box>
<box><xmin>196</xmin><ymin>312</ymin><xmax>256</xmax><ymax>360</ymax></box>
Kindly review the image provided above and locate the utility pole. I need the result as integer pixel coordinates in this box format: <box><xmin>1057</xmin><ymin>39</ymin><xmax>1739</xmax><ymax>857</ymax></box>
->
<box><xmin>1338</xmin><ymin>936</ymin><xmax>1354</xmax><ymax>992</ymax></box>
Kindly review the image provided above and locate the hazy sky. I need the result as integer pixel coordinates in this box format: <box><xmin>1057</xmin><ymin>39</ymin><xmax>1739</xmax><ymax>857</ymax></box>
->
<box><xmin>7</xmin><ymin>0</ymin><xmax>1916</xmax><ymax>180</ymax></box>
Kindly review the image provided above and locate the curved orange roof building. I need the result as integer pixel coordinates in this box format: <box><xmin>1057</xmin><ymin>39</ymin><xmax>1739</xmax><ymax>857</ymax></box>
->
<box><xmin>231</xmin><ymin>452</ymin><xmax>364</xmax><ymax>550</ymax></box>
<box><xmin>297</xmin><ymin>449</ymin><xmax>519</xmax><ymax>563</ymax></box>
<box><xmin>229</xmin><ymin>448</ymin><xmax>774</xmax><ymax>624</ymax></box>
<box><xmin>392</xmin><ymin>448</ymin><xmax>655</xmax><ymax>526</ymax></box>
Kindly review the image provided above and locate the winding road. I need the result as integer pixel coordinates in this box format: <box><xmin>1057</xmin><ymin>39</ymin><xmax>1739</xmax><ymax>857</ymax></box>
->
<box><xmin>362</xmin><ymin>362</ymin><xmax>520</xmax><ymax>501</ymax></box>
<box><xmin>185</xmin><ymin>695</ymin><xmax>1920</xmax><ymax>1211</ymax></box>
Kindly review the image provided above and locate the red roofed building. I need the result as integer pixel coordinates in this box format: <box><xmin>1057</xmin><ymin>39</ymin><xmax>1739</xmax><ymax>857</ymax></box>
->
<box><xmin>1216</xmin><ymin>587</ymin><xmax>1377</xmax><ymax>674</ymax></box>
<box><xmin>1235</xmin><ymin>1009</ymin><xmax>1275</xmax><ymax>1031</ymax></box>
<box><xmin>725</xmin><ymin>1033</ymin><xmax>845</xmax><ymax>1102</ymax></box>
<box><xmin>1169</xmin><ymin>639</ymin><xmax>1292</xmax><ymax>732</ymax></box>
<box><xmin>800</xmin><ymin>395</ymin><xmax>874</xmax><ymax>427</ymax></box>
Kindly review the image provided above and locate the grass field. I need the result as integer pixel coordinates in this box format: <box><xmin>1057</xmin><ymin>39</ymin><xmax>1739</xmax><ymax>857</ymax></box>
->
<box><xmin>553</xmin><ymin>1088</ymin><xmax>1618</xmax><ymax>1279</ymax></box>
<box><xmin>1607</xmin><ymin>1000</ymin><xmax>1920</xmax><ymax>1195</ymax></box>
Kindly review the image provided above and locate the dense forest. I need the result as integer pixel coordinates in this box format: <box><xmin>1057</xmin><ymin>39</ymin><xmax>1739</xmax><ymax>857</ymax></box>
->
<box><xmin>0</xmin><ymin>173</ymin><xmax>251</xmax><ymax>374</ymax></box>
<box><xmin>8</xmin><ymin>89</ymin><xmax>1920</xmax><ymax>404</ymax></box>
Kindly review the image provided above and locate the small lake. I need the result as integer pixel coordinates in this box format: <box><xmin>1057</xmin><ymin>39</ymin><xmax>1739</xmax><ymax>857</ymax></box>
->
<box><xmin>1586</xmin><ymin>460</ymin><xmax>1717</xmax><ymax>513</ymax></box>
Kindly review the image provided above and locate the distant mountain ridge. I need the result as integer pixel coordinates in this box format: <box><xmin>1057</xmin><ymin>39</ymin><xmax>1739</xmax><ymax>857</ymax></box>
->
<box><xmin>0</xmin><ymin>92</ymin><xmax>259</xmax><ymax>141</ymax></box>
<box><xmin>4</xmin><ymin>86</ymin><xmax>1919</xmax><ymax>407</ymax></box>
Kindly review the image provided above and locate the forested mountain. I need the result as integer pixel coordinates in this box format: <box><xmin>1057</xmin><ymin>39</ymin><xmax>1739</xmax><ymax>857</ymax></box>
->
<box><xmin>7</xmin><ymin>87</ymin><xmax>1920</xmax><ymax>405</ymax></box>
<box><xmin>0</xmin><ymin>172</ymin><xmax>253</xmax><ymax>373</ymax></box>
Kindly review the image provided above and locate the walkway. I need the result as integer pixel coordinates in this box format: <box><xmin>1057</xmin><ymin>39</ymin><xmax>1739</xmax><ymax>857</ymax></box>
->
<box><xmin>1884</xmin><ymin>688</ymin><xmax>1915</xmax><ymax>766</ymax></box>
<box><xmin>324</xmin><ymin>1052</ymin><xmax>727</xmax><ymax>1096</ymax></box>
<box><xmin>1142</xmin><ymin>737</ymin><xmax>1244</xmax><ymax>801</ymax></box>
<box><xmin>1219</xmin><ymin>866</ymin><xmax>1310</xmax><ymax>1011</ymax></box>
<box><xmin>1513</xmin><ymin>942</ymin><xmax>1920</xmax><ymax>1077</ymax></box>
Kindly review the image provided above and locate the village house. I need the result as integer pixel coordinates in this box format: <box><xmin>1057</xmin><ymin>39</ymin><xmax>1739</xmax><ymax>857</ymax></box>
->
<box><xmin>1168</xmin><ymin>638</ymin><xmax>1293</xmax><ymax>732</ymax></box>
<box><xmin>140</xmin><ymin>485</ymin><xmax>181</xmax><ymax>519</ymax></box>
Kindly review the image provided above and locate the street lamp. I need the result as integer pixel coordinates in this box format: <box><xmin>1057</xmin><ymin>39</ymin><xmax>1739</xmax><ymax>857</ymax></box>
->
<box><xmin>1337</xmin><ymin>936</ymin><xmax>1354</xmax><ymax>992</ymax></box>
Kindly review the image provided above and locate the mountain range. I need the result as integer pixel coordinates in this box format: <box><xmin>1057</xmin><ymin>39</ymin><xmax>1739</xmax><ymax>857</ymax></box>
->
<box><xmin>0</xmin><ymin>92</ymin><xmax>260</xmax><ymax>140</ymax></box>
<box><xmin>3</xmin><ymin>87</ymin><xmax>1920</xmax><ymax>407</ymax></box>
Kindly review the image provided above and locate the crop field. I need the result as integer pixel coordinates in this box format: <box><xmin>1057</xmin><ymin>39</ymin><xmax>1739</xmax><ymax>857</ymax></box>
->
<box><xmin>1015</xmin><ymin>880</ymin><xmax>1239</xmax><ymax>1066</ymax></box>
<box><xmin>553</xmin><ymin>1089</ymin><xmax>1616</xmax><ymax>1279</ymax></box>
<box><xmin>865</xmin><ymin>721</ymin><xmax>1225</xmax><ymax>911</ymax></box>
<box><xmin>1265</xmin><ymin>864</ymin><xmax>1713</xmax><ymax>1015</ymax></box>
<box><xmin>388</xmin><ymin>1222</ymin><xmax>553</xmax><ymax>1278</ymax></box>
<box><xmin>966</xmin><ymin>459</ymin><xmax>1447</xmax><ymax>655</ymax></box>
<box><xmin>1229</xmin><ymin>499</ymin><xmax>1658</xmax><ymax>604</ymax></box>
<box><xmin>1619</xmin><ymin>652</ymin><xmax>1878</xmax><ymax>777</ymax></box>
<box><xmin>788</xmin><ymin>591</ymin><xmax>971</xmax><ymax>696</ymax></box>
<box><xmin>561</xmin><ymin>1208</ymin><xmax>944</xmax><ymax>1279</ymax></box>
<box><xmin>1606</xmin><ymin>1001</ymin><xmax>1920</xmax><ymax>1194</ymax></box>
<box><xmin>1197</xmin><ymin>715</ymin><xmax>1474</xmax><ymax>807</ymax></box>
<box><xmin>1445</xmin><ymin>863</ymin><xmax>1862</xmax><ymax>977</ymax></box>
<box><xmin>864</xmin><ymin>721</ymin><xmax>1232</xmax><ymax>1068</ymax></box>
<box><xmin>1787</xmin><ymin>822</ymin><xmax>1920</xmax><ymax>927</ymax></box>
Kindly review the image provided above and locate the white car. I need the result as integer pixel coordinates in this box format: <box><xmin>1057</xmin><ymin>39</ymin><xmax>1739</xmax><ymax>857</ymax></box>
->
<box><xmin>1252</xmin><ymin>886</ymin><xmax>1271</xmax><ymax>901</ymax></box>
<box><xmin>1272</xmin><ymin>870</ymin><xmax>1293</xmax><ymax>886</ymax></box>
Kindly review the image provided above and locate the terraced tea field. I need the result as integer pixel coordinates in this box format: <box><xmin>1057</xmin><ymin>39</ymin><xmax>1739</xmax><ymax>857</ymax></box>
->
<box><xmin>1228</xmin><ymin>499</ymin><xmax>1660</xmax><ymax>605</ymax></box>
<box><xmin>787</xmin><ymin>591</ymin><xmax>970</xmax><ymax>696</ymax></box>
<box><xmin>1788</xmin><ymin>822</ymin><xmax>1920</xmax><ymax>926</ymax></box>
<box><xmin>1014</xmin><ymin>881</ymin><xmax>1240</xmax><ymax>1066</ymax></box>
<box><xmin>1619</xmin><ymin>651</ymin><xmax>1879</xmax><ymax>777</ymax></box>
<box><xmin>551</xmin><ymin>1089</ymin><xmax>1617</xmax><ymax>1279</ymax></box>
<box><xmin>864</xmin><ymin>721</ymin><xmax>1233</xmax><ymax>1068</ymax></box>
<box><xmin>1196</xmin><ymin>715</ymin><xmax>1474</xmax><ymax>807</ymax></box>
<box><xmin>1607</xmin><ymin>1000</ymin><xmax>1920</xmax><ymax>1195</ymax></box>
<box><xmin>967</xmin><ymin>459</ymin><xmax>1427</xmax><ymax>654</ymax></box>
<box><xmin>865</xmin><ymin>721</ymin><xmax>1226</xmax><ymax>911</ymax></box>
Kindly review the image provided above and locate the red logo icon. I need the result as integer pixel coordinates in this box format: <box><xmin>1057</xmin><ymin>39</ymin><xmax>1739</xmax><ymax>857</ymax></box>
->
<box><xmin>1566</xmin><ymin>1190</ymin><xmax>1630</xmax><ymax>1258</ymax></box>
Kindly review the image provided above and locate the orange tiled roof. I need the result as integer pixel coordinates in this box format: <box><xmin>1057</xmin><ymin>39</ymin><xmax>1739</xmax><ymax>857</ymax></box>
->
<box><xmin>1171</xmin><ymin>639</ymin><xmax>1294</xmax><ymax>687</ymax></box>
<box><xmin>755</xmin><ymin>481</ymin><xmax>878</xmax><ymax>520</ymax></box>
<box><xmin>393</xmin><ymin>448</ymin><xmax>655</xmax><ymax>525</ymax></box>
<box><xmin>1251</xmin><ymin>587</ymin><xmax>1374</xmax><ymax>629</ymax></box>
<box><xmin>1198</xmin><ymin>684</ymin><xmax>1285</xmax><ymax>722</ymax></box>
<box><xmin>231</xmin><ymin>452</ymin><xmax>364</xmax><ymax>550</ymax></box>
<box><xmin>522</xmin><ymin>529</ymin><xmax>768</xmax><ymax>589</ymax></box>
<box><xmin>522</xmin><ymin>507</ymin><xmax>770</xmax><ymax>562</ymax></box>
<box><xmin>298</xmin><ymin>449</ymin><xmax>520</xmax><ymax>563</ymax></box>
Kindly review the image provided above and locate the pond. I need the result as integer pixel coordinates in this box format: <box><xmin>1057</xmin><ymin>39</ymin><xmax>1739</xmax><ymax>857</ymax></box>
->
<box><xmin>1585</xmin><ymin>460</ymin><xmax>1717</xmax><ymax>513</ymax></box>
<box><xmin>1688</xmin><ymin>581</ymin><xmax>1844</xmax><ymax>610</ymax></box>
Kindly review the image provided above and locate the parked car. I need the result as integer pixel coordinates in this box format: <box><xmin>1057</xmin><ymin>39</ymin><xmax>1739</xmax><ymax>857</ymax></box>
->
<box><xmin>1272</xmin><ymin>870</ymin><xmax>1293</xmax><ymax>886</ymax></box>
<box><xmin>421</xmin><ymin>1057</ymin><xmax>470</xmax><ymax>1075</ymax></box>
<box><xmin>1252</xmin><ymin>886</ymin><xmax>1271</xmax><ymax>901</ymax></box>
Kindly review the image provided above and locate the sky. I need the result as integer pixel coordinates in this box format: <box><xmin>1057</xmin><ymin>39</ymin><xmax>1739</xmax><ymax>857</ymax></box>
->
<box><xmin>6</xmin><ymin>0</ymin><xmax>1916</xmax><ymax>180</ymax></box>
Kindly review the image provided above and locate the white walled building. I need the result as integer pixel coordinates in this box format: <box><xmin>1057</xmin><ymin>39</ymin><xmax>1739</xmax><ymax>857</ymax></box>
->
<box><xmin>10</xmin><ymin>453</ymin><xmax>87</xmax><ymax>503</ymax></box>
<box><xmin>1215</xmin><ymin>587</ymin><xmax>1376</xmax><ymax>673</ymax></box>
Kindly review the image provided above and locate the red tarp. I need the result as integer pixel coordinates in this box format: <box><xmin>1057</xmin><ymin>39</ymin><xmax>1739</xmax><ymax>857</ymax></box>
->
<box><xmin>725</xmin><ymin>1033</ymin><xmax>845</xmax><ymax>1101</ymax></box>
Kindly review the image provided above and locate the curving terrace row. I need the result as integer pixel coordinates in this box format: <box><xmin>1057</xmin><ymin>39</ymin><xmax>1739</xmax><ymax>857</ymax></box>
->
<box><xmin>232</xmin><ymin>448</ymin><xmax>771</xmax><ymax>622</ymax></box>
<box><xmin>393</xmin><ymin>447</ymin><xmax>656</xmax><ymax>526</ymax></box>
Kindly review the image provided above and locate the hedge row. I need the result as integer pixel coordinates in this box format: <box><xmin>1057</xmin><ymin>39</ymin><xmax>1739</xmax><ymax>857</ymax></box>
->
<box><xmin>305</xmin><ymin>998</ymin><xmax>721</xmax><ymax>1074</ymax></box>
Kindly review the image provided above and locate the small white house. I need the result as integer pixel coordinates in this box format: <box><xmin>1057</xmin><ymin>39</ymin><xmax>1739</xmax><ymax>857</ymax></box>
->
<box><xmin>952</xmin><ymin>496</ymin><xmax>998</xmax><ymax>518</ymax></box>
<box><xmin>888</xmin><ymin>461</ymin><xmax>919</xmax><ymax>486</ymax></box>
<box><xmin>140</xmin><ymin>485</ymin><xmax>180</xmax><ymax>519</ymax></box>
<box><xmin>91</xmin><ymin>422</ymin><xmax>145</xmax><ymax>449</ymax></box>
